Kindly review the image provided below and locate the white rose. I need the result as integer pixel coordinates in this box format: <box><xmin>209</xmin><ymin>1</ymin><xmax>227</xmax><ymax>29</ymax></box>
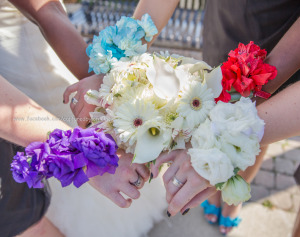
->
<box><xmin>191</xmin><ymin>119</ymin><xmax>220</xmax><ymax>150</ymax></box>
<box><xmin>189</xmin><ymin>148</ymin><xmax>234</xmax><ymax>185</ymax></box>
<box><xmin>221</xmin><ymin>175</ymin><xmax>251</xmax><ymax>206</ymax></box>
<box><xmin>235</xmin><ymin>97</ymin><xmax>265</xmax><ymax>141</ymax></box>
<box><xmin>209</xmin><ymin>98</ymin><xmax>265</xmax><ymax>139</ymax></box>
<box><xmin>220</xmin><ymin>133</ymin><xmax>260</xmax><ymax>171</ymax></box>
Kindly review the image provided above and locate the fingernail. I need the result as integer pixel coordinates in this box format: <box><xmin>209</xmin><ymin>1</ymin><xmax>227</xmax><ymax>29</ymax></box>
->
<box><xmin>63</xmin><ymin>99</ymin><xmax>65</xmax><ymax>104</ymax></box>
<box><xmin>150</xmin><ymin>173</ymin><xmax>153</xmax><ymax>179</ymax></box>
<box><xmin>167</xmin><ymin>211</ymin><xmax>171</xmax><ymax>217</ymax></box>
<box><xmin>86</xmin><ymin>122</ymin><xmax>92</xmax><ymax>128</ymax></box>
<box><xmin>182</xmin><ymin>208</ymin><xmax>190</xmax><ymax>216</ymax></box>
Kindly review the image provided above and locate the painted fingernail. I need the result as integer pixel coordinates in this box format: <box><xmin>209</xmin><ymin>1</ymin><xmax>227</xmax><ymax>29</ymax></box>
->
<box><xmin>182</xmin><ymin>208</ymin><xmax>190</xmax><ymax>216</ymax></box>
<box><xmin>150</xmin><ymin>173</ymin><xmax>153</xmax><ymax>179</ymax></box>
<box><xmin>167</xmin><ymin>211</ymin><xmax>171</xmax><ymax>217</ymax></box>
<box><xmin>86</xmin><ymin>122</ymin><xmax>92</xmax><ymax>128</ymax></box>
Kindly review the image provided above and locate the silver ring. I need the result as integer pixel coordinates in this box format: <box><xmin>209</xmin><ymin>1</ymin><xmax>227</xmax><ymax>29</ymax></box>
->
<box><xmin>131</xmin><ymin>174</ymin><xmax>142</xmax><ymax>188</ymax></box>
<box><xmin>172</xmin><ymin>176</ymin><xmax>184</xmax><ymax>188</ymax></box>
<box><xmin>71</xmin><ymin>97</ymin><xmax>78</xmax><ymax>105</ymax></box>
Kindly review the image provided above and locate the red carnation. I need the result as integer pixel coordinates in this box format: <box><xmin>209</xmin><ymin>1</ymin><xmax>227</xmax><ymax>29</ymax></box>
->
<box><xmin>216</xmin><ymin>41</ymin><xmax>277</xmax><ymax>102</ymax></box>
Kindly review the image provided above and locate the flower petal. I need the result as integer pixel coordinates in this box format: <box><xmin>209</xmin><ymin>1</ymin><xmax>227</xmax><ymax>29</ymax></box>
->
<box><xmin>146</xmin><ymin>56</ymin><xmax>180</xmax><ymax>100</ymax></box>
<box><xmin>205</xmin><ymin>66</ymin><xmax>223</xmax><ymax>98</ymax></box>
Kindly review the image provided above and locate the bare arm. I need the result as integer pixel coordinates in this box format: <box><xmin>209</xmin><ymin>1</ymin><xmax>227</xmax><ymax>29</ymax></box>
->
<box><xmin>0</xmin><ymin>75</ymin><xmax>70</xmax><ymax>147</ymax></box>
<box><xmin>9</xmin><ymin>0</ymin><xmax>91</xmax><ymax>79</ymax></box>
<box><xmin>133</xmin><ymin>0</ymin><xmax>179</xmax><ymax>46</ymax></box>
<box><xmin>258</xmin><ymin>80</ymin><xmax>300</xmax><ymax>146</ymax></box>
<box><xmin>263</xmin><ymin>17</ymin><xmax>300</xmax><ymax>94</ymax></box>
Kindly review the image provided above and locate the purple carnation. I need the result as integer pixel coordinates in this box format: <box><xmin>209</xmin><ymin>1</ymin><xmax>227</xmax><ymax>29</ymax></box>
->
<box><xmin>45</xmin><ymin>153</ymin><xmax>89</xmax><ymax>188</ymax></box>
<box><xmin>11</xmin><ymin>127</ymin><xmax>119</xmax><ymax>189</ymax></box>
<box><xmin>47</xmin><ymin>129</ymin><xmax>78</xmax><ymax>155</ymax></box>
<box><xmin>11</xmin><ymin>152</ymin><xmax>44</xmax><ymax>188</ymax></box>
<box><xmin>71</xmin><ymin>127</ymin><xmax>119</xmax><ymax>177</ymax></box>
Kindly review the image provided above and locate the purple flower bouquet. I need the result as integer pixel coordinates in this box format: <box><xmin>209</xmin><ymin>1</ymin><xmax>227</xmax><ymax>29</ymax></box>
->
<box><xmin>11</xmin><ymin>127</ymin><xmax>119</xmax><ymax>188</ymax></box>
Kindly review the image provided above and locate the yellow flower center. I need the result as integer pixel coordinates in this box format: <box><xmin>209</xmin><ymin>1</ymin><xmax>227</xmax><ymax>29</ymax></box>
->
<box><xmin>165</xmin><ymin>112</ymin><xmax>178</xmax><ymax>125</ymax></box>
<box><xmin>148</xmin><ymin>127</ymin><xmax>160</xmax><ymax>136</ymax></box>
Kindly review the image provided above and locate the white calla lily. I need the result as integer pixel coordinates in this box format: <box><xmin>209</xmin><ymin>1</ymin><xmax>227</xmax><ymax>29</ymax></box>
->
<box><xmin>205</xmin><ymin>66</ymin><xmax>223</xmax><ymax>98</ymax></box>
<box><xmin>146</xmin><ymin>55</ymin><xmax>180</xmax><ymax>100</ymax></box>
<box><xmin>189</xmin><ymin>61</ymin><xmax>212</xmax><ymax>74</ymax></box>
<box><xmin>133</xmin><ymin>120</ymin><xmax>171</xmax><ymax>163</ymax></box>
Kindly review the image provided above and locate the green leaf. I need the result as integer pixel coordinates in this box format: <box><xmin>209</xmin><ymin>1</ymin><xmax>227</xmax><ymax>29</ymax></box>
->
<box><xmin>215</xmin><ymin>182</ymin><xmax>225</xmax><ymax>190</ymax></box>
<box><xmin>233</xmin><ymin>167</ymin><xmax>240</xmax><ymax>175</ymax></box>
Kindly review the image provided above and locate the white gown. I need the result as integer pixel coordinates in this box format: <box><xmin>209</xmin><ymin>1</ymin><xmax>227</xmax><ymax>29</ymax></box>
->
<box><xmin>0</xmin><ymin>2</ymin><xmax>167</xmax><ymax>236</ymax></box>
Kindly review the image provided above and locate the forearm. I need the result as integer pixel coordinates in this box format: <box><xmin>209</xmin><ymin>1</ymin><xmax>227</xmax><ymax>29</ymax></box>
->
<box><xmin>263</xmin><ymin>17</ymin><xmax>300</xmax><ymax>94</ymax></box>
<box><xmin>0</xmin><ymin>75</ymin><xmax>70</xmax><ymax>147</ymax></box>
<box><xmin>133</xmin><ymin>0</ymin><xmax>179</xmax><ymax>46</ymax></box>
<box><xmin>258</xmin><ymin>80</ymin><xmax>300</xmax><ymax>146</ymax></box>
<box><xmin>9</xmin><ymin>0</ymin><xmax>91</xmax><ymax>79</ymax></box>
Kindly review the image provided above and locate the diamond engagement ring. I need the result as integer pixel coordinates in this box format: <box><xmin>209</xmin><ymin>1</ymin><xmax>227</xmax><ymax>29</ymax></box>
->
<box><xmin>131</xmin><ymin>174</ymin><xmax>143</xmax><ymax>188</ymax></box>
<box><xmin>71</xmin><ymin>97</ymin><xmax>78</xmax><ymax>105</ymax></box>
<box><xmin>172</xmin><ymin>176</ymin><xmax>184</xmax><ymax>188</ymax></box>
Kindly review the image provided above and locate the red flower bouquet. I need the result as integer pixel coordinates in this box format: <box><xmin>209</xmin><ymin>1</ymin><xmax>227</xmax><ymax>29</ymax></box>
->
<box><xmin>216</xmin><ymin>41</ymin><xmax>277</xmax><ymax>102</ymax></box>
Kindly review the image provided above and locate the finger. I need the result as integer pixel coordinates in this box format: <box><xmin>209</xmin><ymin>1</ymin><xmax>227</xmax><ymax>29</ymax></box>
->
<box><xmin>134</xmin><ymin>164</ymin><xmax>150</xmax><ymax>182</ymax></box>
<box><xmin>162</xmin><ymin>152</ymin><xmax>187</xmax><ymax>186</ymax></box>
<box><xmin>71</xmin><ymin>95</ymin><xmax>85</xmax><ymax>127</ymax></box>
<box><xmin>168</xmin><ymin>175</ymin><xmax>209</xmax><ymax>216</ymax></box>
<box><xmin>162</xmin><ymin>161</ymin><xmax>180</xmax><ymax>188</ymax></box>
<box><xmin>151</xmin><ymin>151</ymin><xmax>177</xmax><ymax>178</ymax></box>
<box><xmin>121</xmin><ymin>183</ymin><xmax>141</xmax><ymax>200</ymax></box>
<box><xmin>107</xmin><ymin>191</ymin><xmax>133</xmax><ymax>208</ymax></box>
<box><xmin>128</xmin><ymin>171</ymin><xmax>145</xmax><ymax>189</ymax></box>
<box><xmin>180</xmin><ymin>187</ymin><xmax>217</xmax><ymax>213</ymax></box>
<box><xmin>77</xmin><ymin>110</ymin><xmax>91</xmax><ymax>128</ymax></box>
<box><xmin>63</xmin><ymin>82</ymin><xmax>79</xmax><ymax>104</ymax></box>
<box><xmin>79</xmin><ymin>104</ymin><xmax>97</xmax><ymax>127</ymax></box>
<box><xmin>165</xmin><ymin>171</ymin><xmax>186</xmax><ymax>204</ymax></box>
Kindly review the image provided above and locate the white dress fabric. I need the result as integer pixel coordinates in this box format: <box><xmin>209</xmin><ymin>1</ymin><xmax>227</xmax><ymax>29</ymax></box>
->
<box><xmin>0</xmin><ymin>2</ymin><xmax>167</xmax><ymax>236</ymax></box>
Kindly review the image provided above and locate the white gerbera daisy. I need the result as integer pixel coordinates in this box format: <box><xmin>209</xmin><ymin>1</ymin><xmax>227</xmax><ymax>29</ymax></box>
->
<box><xmin>113</xmin><ymin>99</ymin><xmax>159</xmax><ymax>146</ymax></box>
<box><xmin>177</xmin><ymin>81</ymin><xmax>215</xmax><ymax>128</ymax></box>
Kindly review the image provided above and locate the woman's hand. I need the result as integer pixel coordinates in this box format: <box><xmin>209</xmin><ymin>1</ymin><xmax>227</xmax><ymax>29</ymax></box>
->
<box><xmin>63</xmin><ymin>74</ymin><xmax>103</xmax><ymax>128</ymax></box>
<box><xmin>152</xmin><ymin>149</ymin><xmax>217</xmax><ymax>216</ymax></box>
<box><xmin>89</xmin><ymin>149</ymin><xmax>150</xmax><ymax>208</ymax></box>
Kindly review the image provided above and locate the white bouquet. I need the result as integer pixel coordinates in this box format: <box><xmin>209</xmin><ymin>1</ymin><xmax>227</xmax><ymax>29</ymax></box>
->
<box><xmin>85</xmin><ymin>51</ymin><xmax>265</xmax><ymax>205</ymax></box>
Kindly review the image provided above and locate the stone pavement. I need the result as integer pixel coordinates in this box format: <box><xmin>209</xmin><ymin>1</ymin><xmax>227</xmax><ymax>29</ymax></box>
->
<box><xmin>147</xmin><ymin>137</ymin><xmax>300</xmax><ymax>237</ymax></box>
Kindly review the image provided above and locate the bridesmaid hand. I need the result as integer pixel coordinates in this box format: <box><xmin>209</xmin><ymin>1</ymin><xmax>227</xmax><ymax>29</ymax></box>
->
<box><xmin>63</xmin><ymin>74</ymin><xmax>103</xmax><ymax>128</ymax></box>
<box><xmin>152</xmin><ymin>150</ymin><xmax>216</xmax><ymax>216</ymax></box>
<box><xmin>89</xmin><ymin>149</ymin><xmax>150</xmax><ymax>208</ymax></box>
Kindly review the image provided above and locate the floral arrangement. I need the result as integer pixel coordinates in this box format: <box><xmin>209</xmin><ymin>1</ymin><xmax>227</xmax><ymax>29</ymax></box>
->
<box><xmin>216</xmin><ymin>41</ymin><xmax>277</xmax><ymax>102</ymax></box>
<box><xmin>189</xmin><ymin>97</ymin><xmax>264</xmax><ymax>205</ymax></box>
<box><xmin>84</xmin><ymin>43</ymin><xmax>273</xmax><ymax>205</ymax></box>
<box><xmin>86</xmin><ymin>14</ymin><xmax>158</xmax><ymax>74</ymax></box>
<box><xmin>11</xmin><ymin>127</ymin><xmax>119</xmax><ymax>188</ymax></box>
